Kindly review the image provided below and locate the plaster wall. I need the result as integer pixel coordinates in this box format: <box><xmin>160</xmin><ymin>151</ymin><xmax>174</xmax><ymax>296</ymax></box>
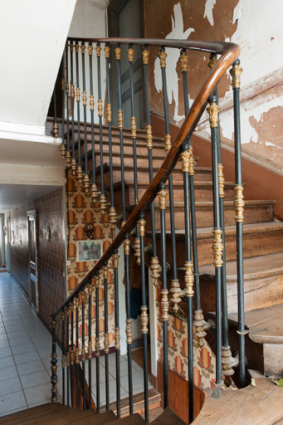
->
<box><xmin>145</xmin><ymin>0</ymin><xmax>283</xmax><ymax>174</ymax></box>
<box><xmin>68</xmin><ymin>0</ymin><xmax>108</xmax><ymax>124</ymax></box>
<box><xmin>0</xmin><ymin>0</ymin><xmax>77</xmax><ymax>129</ymax></box>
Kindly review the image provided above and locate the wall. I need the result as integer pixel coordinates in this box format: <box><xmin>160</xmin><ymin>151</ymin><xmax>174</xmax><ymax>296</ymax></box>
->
<box><xmin>144</xmin><ymin>0</ymin><xmax>283</xmax><ymax>174</ymax></box>
<box><xmin>66</xmin><ymin>171</ymin><xmax>120</xmax><ymax>353</ymax></box>
<box><xmin>0</xmin><ymin>0</ymin><xmax>77</xmax><ymax>131</ymax></box>
<box><xmin>68</xmin><ymin>0</ymin><xmax>108</xmax><ymax>125</ymax></box>
<box><xmin>10</xmin><ymin>188</ymin><xmax>66</xmax><ymax>326</ymax></box>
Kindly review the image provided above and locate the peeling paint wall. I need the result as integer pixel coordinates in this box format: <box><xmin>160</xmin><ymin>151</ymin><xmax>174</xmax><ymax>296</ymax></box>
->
<box><xmin>145</xmin><ymin>0</ymin><xmax>283</xmax><ymax>173</ymax></box>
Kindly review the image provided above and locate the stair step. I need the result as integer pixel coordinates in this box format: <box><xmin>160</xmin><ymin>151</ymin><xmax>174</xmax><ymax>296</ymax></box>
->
<box><xmin>153</xmin><ymin>221</ymin><xmax>283</xmax><ymax>267</ymax></box>
<box><xmin>107</xmin><ymin>414</ymin><xmax>145</xmax><ymax>425</ymax></box>
<box><xmin>150</xmin><ymin>407</ymin><xmax>187</xmax><ymax>425</ymax></box>
<box><xmin>100</xmin><ymin>388</ymin><xmax>161</xmax><ymax>418</ymax></box>
<box><xmin>127</xmin><ymin>199</ymin><xmax>275</xmax><ymax>230</ymax></box>
<box><xmin>192</xmin><ymin>378</ymin><xmax>283</xmax><ymax>424</ymax></box>
<box><xmin>229</xmin><ymin>302</ymin><xmax>283</xmax><ymax>345</ymax></box>
<box><xmin>197</xmin><ymin>252</ymin><xmax>283</xmax><ymax>313</ymax></box>
<box><xmin>3</xmin><ymin>405</ymin><xmax>72</xmax><ymax>425</ymax></box>
<box><xmin>0</xmin><ymin>403</ymin><xmax>62</xmax><ymax>424</ymax></box>
<box><xmin>69</xmin><ymin>410</ymin><xmax>116</xmax><ymax>425</ymax></box>
<box><xmin>107</xmin><ymin>179</ymin><xmax>236</xmax><ymax>210</ymax></box>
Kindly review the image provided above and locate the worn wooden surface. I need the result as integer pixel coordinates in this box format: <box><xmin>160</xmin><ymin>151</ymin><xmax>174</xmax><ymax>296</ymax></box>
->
<box><xmin>193</xmin><ymin>379</ymin><xmax>283</xmax><ymax>424</ymax></box>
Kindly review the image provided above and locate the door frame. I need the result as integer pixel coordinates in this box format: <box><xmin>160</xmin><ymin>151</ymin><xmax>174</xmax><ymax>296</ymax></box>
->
<box><xmin>27</xmin><ymin>210</ymin><xmax>38</xmax><ymax>312</ymax></box>
<box><xmin>6</xmin><ymin>217</ymin><xmax>11</xmax><ymax>274</ymax></box>
<box><xmin>108</xmin><ymin>0</ymin><xmax>145</xmax><ymax>38</ymax></box>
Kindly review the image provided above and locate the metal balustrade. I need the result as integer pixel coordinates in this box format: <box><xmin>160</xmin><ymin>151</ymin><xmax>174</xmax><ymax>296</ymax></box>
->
<box><xmin>51</xmin><ymin>38</ymin><xmax>244</xmax><ymax>424</ymax></box>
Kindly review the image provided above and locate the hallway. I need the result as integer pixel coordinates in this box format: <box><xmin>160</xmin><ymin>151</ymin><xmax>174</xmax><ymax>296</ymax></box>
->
<box><xmin>0</xmin><ymin>273</ymin><xmax>153</xmax><ymax>417</ymax></box>
<box><xmin>0</xmin><ymin>273</ymin><xmax>62</xmax><ymax>416</ymax></box>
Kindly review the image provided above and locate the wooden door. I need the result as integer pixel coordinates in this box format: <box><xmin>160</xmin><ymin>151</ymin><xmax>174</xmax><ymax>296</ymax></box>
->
<box><xmin>108</xmin><ymin>0</ymin><xmax>144</xmax><ymax>128</ymax></box>
<box><xmin>27</xmin><ymin>210</ymin><xmax>38</xmax><ymax>311</ymax></box>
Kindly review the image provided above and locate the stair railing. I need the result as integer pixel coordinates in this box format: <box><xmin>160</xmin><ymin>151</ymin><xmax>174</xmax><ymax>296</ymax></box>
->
<box><xmin>52</xmin><ymin>38</ymin><xmax>243</xmax><ymax>424</ymax></box>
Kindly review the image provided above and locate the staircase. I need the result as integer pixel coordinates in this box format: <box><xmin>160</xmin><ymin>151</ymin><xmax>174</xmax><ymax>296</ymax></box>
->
<box><xmin>12</xmin><ymin>35</ymin><xmax>282</xmax><ymax>425</ymax></box>
<box><xmin>0</xmin><ymin>403</ymin><xmax>187</xmax><ymax>424</ymax></box>
<box><xmin>70</xmin><ymin>119</ymin><xmax>283</xmax><ymax>381</ymax></box>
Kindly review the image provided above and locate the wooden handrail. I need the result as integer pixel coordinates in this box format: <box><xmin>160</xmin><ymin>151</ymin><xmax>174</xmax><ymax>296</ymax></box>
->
<box><xmin>53</xmin><ymin>38</ymin><xmax>240</xmax><ymax>318</ymax></box>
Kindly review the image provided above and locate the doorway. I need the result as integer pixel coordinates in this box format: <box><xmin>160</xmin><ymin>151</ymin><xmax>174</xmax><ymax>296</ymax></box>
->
<box><xmin>27</xmin><ymin>210</ymin><xmax>38</xmax><ymax>311</ymax></box>
<box><xmin>6</xmin><ymin>217</ymin><xmax>11</xmax><ymax>273</ymax></box>
<box><xmin>108</xmin><ymin>0</ymin><xmax>144</xmax><ymax>128</ymax></box>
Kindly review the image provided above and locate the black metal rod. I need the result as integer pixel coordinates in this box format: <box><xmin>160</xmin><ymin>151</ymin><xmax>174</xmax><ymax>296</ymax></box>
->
<box><xmin>75</xmin><ymin>42</ymin><xmax>82</xmax><ymax>168</ymax></box>
<box><xmin>51</xmin><ymin>318</ymin><xmax>58</xmax><ymax>403</ymax></box>
<box><xmin>142</xmin><ymin>47</ymin><xmax>157</xmax><ymax>258</ymax></box>
<box><xmin>181</xmin><ymin>54</ymin><xmax>201</xmax><ymax>310</ymax></box>
<box><xmin>160</xmin><ymin>51</ymin><xmax>177</xmax><ymax>281</ymax></box>
<box><xmin>104</xmin><ymin>262</ymin><xmax>110</xmax><ymax>411</ymax></box>
<box><xmin>114</xmin><ymin>249</ymin><xmax>121</xmax><ymax>418</ymax></box>
<box><xmin>116</xmin><ymin>45</ymin><xmax>126</xmax><ymax>222</ymax></box>
<box><xmin>66</xmin><ymin>310</ymin><xmax>70</xmax><ymax>406</ymax></box>
<box><xmin>105</xmin><ymin>45</ymin><xmax>115</xmax><ymax>209</ymax></box>
<box><xmin>88</xmin><ymin>43</ymin><xmax>97</xmax><ymax>188</ymax></box>
<box><xmin>76</xmin><ymin>299</ymin><xmax>79</xmax><ymax>408</ymax></box>
<box><xmin>61</xmin><ymin>54</ymin><xmax>65</xmax><ymax>147</ymax></box>
<box><xmin>139</xmin><ymin>213</ymin><xmax>149</xmax><ymax>422</ymax></box>
<box><xmin>97</xmin><ymin>43</ymin><xmax>105</xmax><ymax>197</ymax></box>
<box><xmin>81</xmin><ymin>42</ymin><xmax>88</xmax><ymax>177</ymax></box>
<box><xmin>66</xmin><ymin>45</ymin><xmax>70</xmax><ymax>154</ymax></box>
<box><xmin>53</xmin><ymin>86</ymin><xmax>58</xmax><ymax>138</ymax></box>
<box><xmin>88</xmin><ymin>283</ymin><xmax>92</xmax><ymax>409</ymax></box>
<box><xmin>182</xmin><ymin>144</ymin><xmax>194</xmax><ymax>423</ymax></box>
<box><xmin>210</xmin><ymin>95</ymin><xmax>222</xmax><ymax>385</ymax></box>
<box><xmin>125</xmin><ymin>236</ymin><xmax>133</xmax><ymax>414</ymax></box>
<box><xmin>214</xmin><ymin>85</ymin><xmax>229</xmax><ymax>349</ymax></box>
<box><xmin>82</xmin><ymin>293</ymin><xmax>86</xmax><ymax>410</ymax></box>
<box><xmin>95</xmin><ymin>272</ymin><xmax>100</xmax><ymax>413</ymax></box>
<box><xmin>128</xmin><ymin>45</ymin><xmax>139</xmax><ymax>205</ymax></box>
<box><xmin>159</xmin><ymin>182</ymin><xmax>169</xmax><ymax>408</ymax></box>
<box><xmin>70</xmin><ymin>43</ymin><xmax>76</xmax><ymax>160</ymax></box>
<box><xmin>62</xmin><ymin>312</ymin><xmax>65</xmax><ymax>406</ymax></box>
<box><xmin>232</xmin><ymin>60</ymin><xmax>246</xmax><ymax>388</ymax></box>
<box><xmin>71</xmin><ymin>308</ymin><xmax>74</xmax><ymax>407</ymax></box>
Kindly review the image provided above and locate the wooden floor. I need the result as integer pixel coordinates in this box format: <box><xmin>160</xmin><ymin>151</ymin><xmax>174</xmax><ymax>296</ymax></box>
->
<box><xmin>132</xmin><ymin>346</ymin><xmax>152</xmax><ymax>375</ymax></box>
<box><xmin>193</xmin><ymin>378</ymin><xmax>283</xmax><ymax>424</ymax></box>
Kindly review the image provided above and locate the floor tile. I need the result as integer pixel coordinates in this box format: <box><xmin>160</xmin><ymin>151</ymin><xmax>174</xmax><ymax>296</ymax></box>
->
<box><xmin>17</xmin><ymin>359</ymin><xmax>46</xmax><ymax>377</ymax></box>
<box><xmin>0</xmin><ymin>391</ymin><xmax>27</xmax><ymax>415</ymax></box>
<box><xmin>0</xmin><ymin>365</ymin><xmax>18</xmax><ymax>382</ymax></box>
<box><xmin>0</xmin><ymin>347</ymin><xmax>12</xmax><ymax>358</ymax></box>
<box><xmin>0</xmin><ymin>356</ymin><xmax>15</xmax><ymax>369</ymax></box>
<box><xmin>24</xmin><ymin>383</ymin><xmax>51</xmax><ymax>405</ymax></box>
<box><xmin>14</xmin><ymin>351</ymin><xmax>40</xmax><ymax>365</ymax></box>
<box><xmin>20</xmin><ymin>369</ymin><xmax>50</xmax><ymax>390</ymax></box>
<box><xmin>9</xmin><ymin>336</ymin><xmax>32</xmax><ymax>347</ymax></box>
<box><xmin>12</xmin><ymin>343</ymin><xmax>36</xmax><ymax>356</ymax></box>
<box><xmin>0</xmin><ymin>376</ymin><xmax>22</xmax><ymax>397</ymax></box>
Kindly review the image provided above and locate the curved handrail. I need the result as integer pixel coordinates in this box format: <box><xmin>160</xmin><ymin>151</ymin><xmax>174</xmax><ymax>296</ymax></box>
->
<box><xmin>53</xmin><ymin>38</ymin><xmax>240</xmax><ymax>318</ymax></box>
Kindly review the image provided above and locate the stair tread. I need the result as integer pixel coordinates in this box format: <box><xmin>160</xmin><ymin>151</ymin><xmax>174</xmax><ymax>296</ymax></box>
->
<box><xmin>228</xmin><ymin>302</ymin><xmax>283</xmax><ymax>344</ymax></box>
<box><xmin>178</xmin><ymin>220</ymin><xmax>283</xmax><ymax>238</ymax></box>
<box><xmin>150</xmin><ymin>407</ymin><xmax>187</xmax><ymax>425</ymax></box>
<box><xmin>193</xmin><ymin>378</ymin><xmax>283</xmax><ymax>424</ymax></box>
<box><xmin>108</xmin><ymin>178</ymin><xmax>237</xmax><ymax>188</ymax></box>
<box><xmin>198</xmin><ymin>251</ymin><xmax>283</xmax><ymax>281</ymax></box>
<box><xmin>107</xmin><ymin>413</ymin><xmax>145</xmax><ymax>424</ymax></box>
<box><xmin>0</xmin><ymin>403</ymin><xmax>63</xmax><ymax>424</ymax></box>
<box><xmin>70</xmin><ymin>411</ymin><xmax>116</xmax><ymax>425</ymax></box>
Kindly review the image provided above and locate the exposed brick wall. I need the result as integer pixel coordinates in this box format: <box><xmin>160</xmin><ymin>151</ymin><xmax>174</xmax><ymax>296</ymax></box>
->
<box><xmin>10</xmin><ymin>188</ymin><xmax>66</xmax><ymax>328</ymax></box>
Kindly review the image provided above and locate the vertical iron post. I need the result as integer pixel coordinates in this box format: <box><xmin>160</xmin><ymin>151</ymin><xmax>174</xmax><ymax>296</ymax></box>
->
<box><xmin>230</xmin><ymin>60</ymin><xmax>246</xmax><ymax>388</ymax></box>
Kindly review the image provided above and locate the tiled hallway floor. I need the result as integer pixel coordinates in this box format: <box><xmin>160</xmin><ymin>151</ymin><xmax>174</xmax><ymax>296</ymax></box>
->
<box><xmin>0</xmin><ymin>273</ymin><xmax>152</xmax><ymax>417</ymax></box>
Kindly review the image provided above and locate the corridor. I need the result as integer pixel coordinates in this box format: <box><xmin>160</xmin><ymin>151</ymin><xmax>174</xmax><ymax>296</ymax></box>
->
<box><xmin>0</xmin><ymin>273</ymin><xmax>152</xmax><ymax>417</ymax></box>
